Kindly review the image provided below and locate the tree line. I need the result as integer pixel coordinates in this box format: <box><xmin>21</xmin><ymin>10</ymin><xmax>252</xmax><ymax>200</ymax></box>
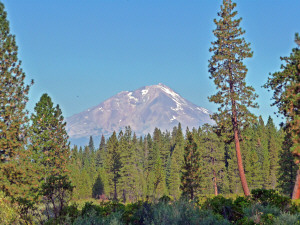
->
<box><xmin>68</xmin><ymin>117</ymin><xmax>296</xmax><ymax>202</ymax></box>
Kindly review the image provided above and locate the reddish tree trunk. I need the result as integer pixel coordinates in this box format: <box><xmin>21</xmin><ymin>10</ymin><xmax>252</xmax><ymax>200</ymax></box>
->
<box><xmin>292</xmin><ymin>169</ymin><xmax>300</xmax><ymax>199</ymax></box>
<box><xmin>230</xmin><ymin>80</ymin><xmax>250</xmax><ymax>196</ymax></box>
<box><xmin>234</xmin><ymin>127</ymin><xmax>250</xmax><ymax>196</ymax></box>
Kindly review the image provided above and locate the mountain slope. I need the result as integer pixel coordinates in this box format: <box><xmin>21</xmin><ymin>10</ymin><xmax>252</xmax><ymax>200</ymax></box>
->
<box><xmin>66</xmin><ymin>83</ymin><xmax>214</xmax><ymax>145</ymax></box>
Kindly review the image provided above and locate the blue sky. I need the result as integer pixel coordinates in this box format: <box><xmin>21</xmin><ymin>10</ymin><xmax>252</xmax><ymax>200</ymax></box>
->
<box><xmin>2</xmin><ymin>0</ymin><xmax>300</xmax><ymax>126</ymax></box>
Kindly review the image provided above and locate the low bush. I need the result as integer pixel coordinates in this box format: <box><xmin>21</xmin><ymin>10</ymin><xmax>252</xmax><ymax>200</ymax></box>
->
<box><xmin>73</xmin><ymin>209</ymin><xmax>124</xmax><ymax>225</ymax></box>
<box><xmin>273</xmin><ymin>212</ymin><xmax>300</xmax><ymax>225</ymax></box>
<box><xmin>202</xmin><ymin>195</ymin><xmax>240</xmax><ymax>222</ymax></box>
<box><xmin>137</xmin><ymin>199</ymin><xmax>230</xmax><ymax>225</ymax></box>
<box><xmin>251</xmin><ymin>189</ymin><xmax>291</xmax><ymax>211</ymax></box>
<box><xmin>0</xmin><ymin>191</ymin><xmax>24</xmax><ymax>225</ymax></box>
<box><xmin>242</xmin><ymin>203</ymin><xmax>281</xmax><ymax>224</ymax></box>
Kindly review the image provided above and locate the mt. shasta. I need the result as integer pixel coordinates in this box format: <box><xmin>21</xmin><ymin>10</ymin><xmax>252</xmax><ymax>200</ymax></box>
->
<box><xmin>66</xmin><ymin>83</ymin><xmax>214</xmax><ymax>145</ymax></box>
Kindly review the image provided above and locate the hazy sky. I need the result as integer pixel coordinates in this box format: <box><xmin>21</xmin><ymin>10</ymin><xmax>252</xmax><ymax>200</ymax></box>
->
<box><xmin>2</xmin><ymin>0</ymin><xmax>299</xmax><ymax>126</ymax></box>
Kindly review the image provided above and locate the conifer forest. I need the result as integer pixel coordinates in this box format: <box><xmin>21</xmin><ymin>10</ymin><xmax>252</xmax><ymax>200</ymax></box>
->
<box><xmin>0</xmin><ymin>0</ymin><xmax>299</xmax><ymax>224</ymax></box>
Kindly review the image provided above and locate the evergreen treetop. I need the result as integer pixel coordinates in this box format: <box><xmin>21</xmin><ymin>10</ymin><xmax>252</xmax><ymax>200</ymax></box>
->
<box><xmin>0</xmin><ymin>2</ymin><xmax>37</xmax><ymax>203</ymax></box>
<box><xmin>30</xmin><ymin>93</ymin><xmax>70</xmax><ymax>176</ymax></box>
<box><xmin>0</xmin><ymin>2</ymin><xmax>32</xmax><ymax>163</ymax></box>
<box><xmin>208</xmin><ymin>0</ymin><xmax>258</xmax><ymax>137</ymax></box>
<box><xmin>264</xmin><ymin>33</ymin><xmax>300</xmax><ymax>163</ymax></box>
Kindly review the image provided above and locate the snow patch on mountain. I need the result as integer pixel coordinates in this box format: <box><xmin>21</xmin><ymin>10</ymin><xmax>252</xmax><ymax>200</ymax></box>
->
<box><xmin>141</xmin><ymin>89</ymin><xmax>148</xmax><ymax>96</ymax></box>
<box><xmin>158</xmin><ymin>85</ymin><xmax>177</xmax><ymax>97</ymax></box>
<box><xmin>170</xmin><ymin>115</ymin><xmax>176</xmax><ymax>122</ymax></box>
<box><xmin>197</xmin><ymin>107</ymin><xmax>209</xmax><ymax>114</ymax></box>
<box><xmin>127</xmin><ymin>92</ymin><xmax>138</xmax><ymax>102</ymax></box>
<box><xmin>157</xmin><ymin>84</ymin><xmax>186</xmax><ymax>111</ymax></box>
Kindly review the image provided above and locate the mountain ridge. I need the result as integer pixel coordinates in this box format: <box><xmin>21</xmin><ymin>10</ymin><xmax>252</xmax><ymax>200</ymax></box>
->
<box><xmin>66</xmin><ymin>83</ymin><xmax>214</xmax><ymax>145</ymax></box>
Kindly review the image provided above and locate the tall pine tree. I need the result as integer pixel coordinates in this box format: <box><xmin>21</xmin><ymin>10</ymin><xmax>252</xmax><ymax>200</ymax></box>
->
<box><xmin>104</xmin><ymin>131</ymin><xmax>121</xmax><ymax>200</ymax></box>
<box><xmin>0</xmin><ymin>2</ymin><xmax>38</xmax><ymax>215</ymax></box>
<box><xmin>264</xmin><ymin>33</ymin><xmax>300</xmax><ymax>198</ymax></box>
<box><xmin>30</xmin><ymin>93</ymin><xmax>70</xmax><ymax>177</ymax></box>
<box><xmin>208</xmin><ymin>0</ymin><xmax>258</xmax><ymax>196</ymax></box>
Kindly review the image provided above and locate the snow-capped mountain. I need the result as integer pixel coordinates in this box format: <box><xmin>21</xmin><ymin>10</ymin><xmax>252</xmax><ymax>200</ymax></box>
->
<box><xmin>66</xmin><ymin>83</ymin><xmax>214</xmax><ymax>145</ymax></box>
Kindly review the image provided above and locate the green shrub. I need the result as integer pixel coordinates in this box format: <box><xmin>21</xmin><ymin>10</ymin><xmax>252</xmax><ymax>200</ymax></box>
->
<box><xmin>73</xmin><ymin>209</ymin><xmax>124</xmax><ymax>225</ymax></box>
<box><xmin>251</xmin><ymin>189</ymin><xmax>291</xmax><ymax>211</ymax></box>
<box><xmin>202</xmin><ymin>195</ymin><xmax>239</xmax><ymax>221</ymax></box>
<box><xmin>122</xmin><ymin>201</ymin><xmax>143</xmax><ymax>224</ymax></box>
<box><xmin>62</xmin><ymin>203</ymin><xmax>80</xmax><ymax>224</ymax></box>
<box><xmin>243</xmin><ymin>203</ymin><xmax>281</xmax><ymax>225</ymax></box>
<box><xmin>0</xmin><ymin>191</ymin><xmax>24</xmax><ymax>225</ymax></box>
<box><xmin>99</xmin><ymin>200</ymin><xmax>126</xmax><ymax>216</ymax></box>
<box><xmin>135</xmin><ymin>199</ymin><xmax>230</xmax><ymax>225</ymax></box>
<box><xmin>131</xmin><ymin>201</ymin><xmax>153</xmax><ymax>224</ymax></box>
<box><xmin>273</xmin><ymin>212</ymin><xmax>300</xmax><ymax>225</ymax></box>
<box><xmin>81</xmin><ymin>201</ymin><xmax>103</xmax><ymax>217</ymax></box>
<box><xmin>199</xmin><ymin>212</ymin><xmax>231</xmax><ymax>225</ymax></box>
<box><xmin>233</xmin><ymin>196</ymin><xmax>252</xmax><ymax>220</ymax></box>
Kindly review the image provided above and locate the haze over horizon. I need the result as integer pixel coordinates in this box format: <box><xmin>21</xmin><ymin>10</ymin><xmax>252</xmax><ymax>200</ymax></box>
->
<box><xmin>2</xmin><ymin>0</ymin><xmax>299</xmax><ymax>127</ymax></box>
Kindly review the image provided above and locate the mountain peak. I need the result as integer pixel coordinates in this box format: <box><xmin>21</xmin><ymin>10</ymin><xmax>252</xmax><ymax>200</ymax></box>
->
<box><xmin>66</xmin><ymin>84</ymin><xmax>213</xmax><ymax>145</ymax></box>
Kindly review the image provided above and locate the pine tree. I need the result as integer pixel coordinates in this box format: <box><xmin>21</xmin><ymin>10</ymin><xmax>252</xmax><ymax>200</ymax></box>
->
<box><xmin>145</xmin><ymin>130</ymin><xmax>167</xmax><ymax>200</ymax></box>
<box><xmin>82</xmin><ymin>146</ymin><xmax>90</xmax><ymax>168</ymax></box>
<box><xmin>266</xmin><ymin>116</ymin><xmax>280</xmax><ymax>189</ymax></box>
<box><xmin>181</xmin><ymin>131</ymin><xmax>201</xmax><ymax>200</ymax></box>
<box><xmin>208</xmin><ymin>0</ymin><xmax>258</xmax><ymax>196</ymax></box>
<box><xmin>199</xmin><ymin>124</ymin><xmax>225</xmax><ymax>195</ymax></box>
<box><xmin>172</xmin><ymin>123</ymin><xmax>185</xmax><ymax>168</ymax></box>
<box><xmin>30</xmin><ymin>93</ymin><xmax>70</xmax><ymax>177</ymax></box>
<box><xmin>277</xmin><ymin>131</ymin><xmax>298</xmax><ymax>196</ymax></box>
<box><xmin>68</xmin><ymin>146</ymin><xmax>82</xmax><ymax>199</ymax></box>
<box><xmin>132</xmin><ymin>133</ymin><xmax>145</xmax><ymax>200</ymax></box>
<box><xmin>151</xmin><ymin>146</ymin><xmax>166</xmax><ymax>199</ymax></box>
<box><xmin>255</xmin><ymin>116</ymin><xmax>270</xmax><ymax>188</ymax></box>
<box><xmin>248</xmin><ymin>149</ymin><xmax>262</xmax><ymax>190</ymax></box>
<box><xmin>0</xmin><ymin>2</ymin><xmax>32</xmax><ymax>163</ymax></box>
<box><xmin>92</xmin><ymin>175</ymin><xmax>104</xmax><ymax>199</ymax></box>
<box><xmin>167</xmin><ymin>124</ymin><xmax>185</xmax><ymax>198</ymax></box>
<box><xmin>0</xmin><ymin>2</ymin><xmax>38</xmax><ymax>211</ymax></box>
<box><xmin>29</xmin><ymin>94</ymin><xmax>71</xmax><ymax>221</ymax></box>
<box><xmin>119</xmin><ymin>127</ymin><xmax>139</xmax><ymax>202</ymax></box>
<box><xmin>95</xmin><ymin>135</ymin><xmax>106</xmax><ymax>168</ymax></box>
<box><xmin>104</xmin><ymin>131</ymin><xmax>121</xmax><ymax>200</ymax></box>
<box><xmin>88</xmin><ymin>136</ymin><xmax>95</xmax><ymax>154</ymax></box>
<box><xmin>168</xmin><ymin>153</ymin><xmax>181</xmax><ymax>199</ymax></box>
<box><xmin>264</xmin><ymin>33</ymin><xmax>300</xmax><ymax>199</ymax></box>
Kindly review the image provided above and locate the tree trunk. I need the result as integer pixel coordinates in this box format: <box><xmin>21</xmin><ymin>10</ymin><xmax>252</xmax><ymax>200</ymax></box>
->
<box><xmin>229</xmin><ymin>78</ymin><xmax>250</xmax><ymax>196</ymax></box>
<box><xmin>234</xmin><ymin>127</ymin><xmax>250</xmax><ymax>196</ymax></box>
<box><xmin>292</xmin><ymin>169</ymin><xmax>300</xmax><ymax>199</ymax></box>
